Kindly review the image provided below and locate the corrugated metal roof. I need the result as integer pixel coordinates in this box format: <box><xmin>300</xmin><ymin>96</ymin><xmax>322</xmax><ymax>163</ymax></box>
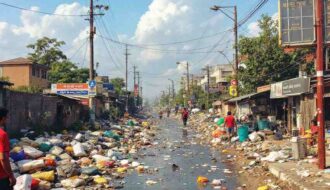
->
<box><xmin>227</xmin><ymin>91</ymin><xmax>264</xmax><ymax>103</ymax></box>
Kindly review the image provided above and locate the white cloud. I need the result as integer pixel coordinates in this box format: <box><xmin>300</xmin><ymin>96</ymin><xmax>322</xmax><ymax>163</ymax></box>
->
<box><xmin>247</xmin><ymin>22</ymin><xmax>261</xmax><ymax>37</ymax></box>
<box><xmin>0</xmin><ymin>0</ymin><xmax>233</xmax><ymax>99</ymax></box>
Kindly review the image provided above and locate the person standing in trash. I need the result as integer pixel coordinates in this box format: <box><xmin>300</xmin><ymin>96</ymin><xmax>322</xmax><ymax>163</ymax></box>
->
<box><xmin>0</xmin><ymin>107</ymin><xmax>16</xmax><ymax>190</ymax></box>
<box><xmin>174</xmin><ymin>104</ymin><xmax>179</xmax><ymax>115</ymax></box>
<box><xmin>166</xmin><ymin>107</ymin><xmax>171</xmax><ymax>117</ymax></box>
<box><xmin>224</xmin><ymin>111</ymin><xmax>236</xmax><ymax>140</ymax></box>
<box><xmin>182</xmin><ymin>108</ymin><xmax>189</xmax><ymax>126</ymax></box>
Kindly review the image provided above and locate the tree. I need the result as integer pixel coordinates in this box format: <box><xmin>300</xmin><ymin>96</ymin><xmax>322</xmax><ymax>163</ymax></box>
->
<box><xmin>27</xmin><ymin>37</ymin><xmax>67</xmax><ymax>66</ymax></box>
<box><xmin>238</xmin><ymin>15</ymin><xmax>313</xmax><ymax>94</ymax></box>
<box><xmin>48</xmin><ymin>60</ymin><xmax>89</xmax><ymax>83</ymax></box>
<box><xmin>110</xmin><ymin>78</ymin><xmax>125</xmax><ymax>95</ymax></box>
<box><xmin>27</xmin><ymin>37</ymin><xmax>92</xmax><ymax>84</ymax></box>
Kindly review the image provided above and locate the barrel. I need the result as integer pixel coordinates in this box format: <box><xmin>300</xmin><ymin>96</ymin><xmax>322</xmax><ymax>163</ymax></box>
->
<box><xmin>238</xmin><ymin>125</ymin><xmax>249</xmax><ymax>142</ymax></box>
<box><xmin>258</xmin><ymin>120</ymin><xmax>269</xmax><ymax>130</ymax></box>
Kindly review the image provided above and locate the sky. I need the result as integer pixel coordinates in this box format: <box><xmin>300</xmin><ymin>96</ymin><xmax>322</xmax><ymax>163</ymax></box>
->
<box><xmin>0</xmin><ymin>0</ymin><xmax>278</xmax><ymax>99</ymax></box>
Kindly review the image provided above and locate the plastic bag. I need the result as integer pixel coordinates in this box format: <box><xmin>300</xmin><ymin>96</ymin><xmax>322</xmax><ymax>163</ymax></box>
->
<box><xmin>94</xmin><ymin>176</ymin><xmax>108</xmax><ymax>184</ymax></box>
<box><xmin>31</xmin><ymin>170</ymin><xmax>55</xmax><ymax>182</ymax></box>
<box><xmin>50</xmin><ymin>146</ymin><xmax>63</xmax><ymax>156</ymax></box>
<box><xmin>23</xmin><ymin>146</ymin><xmax>43</xmax><ymax>159</ymax></box>
<box><xmin>44</xmin><ymin>158</ymin><xmax>56</xmax><ymax>167</ymax></box>
<box><xmin>10</xmin><ymin>150</ymin><xmax>26</xmax><ymax>162</ymax></box>
<box><xmin>197</xmin><ymin>176</ymin><xmax>209</xmax><ymax>184</ymax></box>
<box><xmin>39</xmin><ymin>143</ymin><xmax>52</xmax><ymax>152</ymax></box>
<box><xmin>92</xmin><ymin>155</ymin><xmax>110</xmax><ymax>162</ymax></box>
<box><xmin>216</xmin><ymin>118</ymin><xmax>225</xmax><ymax>126</ymax></box>
<box><xmin>81</xmin><ymin>166</ymin><xmax>99</xmax><ymax>175</ymax></box>
<box><xmin>73</xmin><ymin>143</ymin><xmax>86</xmax><ymax>157</ymax></box>
<box><xmin>14</xmin><ymin>174</ymin><xmax>32</xmax><ymax>190</ymax></box>
<box><xmin>17</xmin><ymin>160</ymin><xmax>45</xmax><ymax>173</ymax></box>
<box><xmin>61</xmin><ymin>178</ymin><xmax>85</xmax><ymax>188</ymax></box>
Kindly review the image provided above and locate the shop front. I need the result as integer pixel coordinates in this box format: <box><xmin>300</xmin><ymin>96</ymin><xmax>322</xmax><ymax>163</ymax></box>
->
<box><xmin>271</xmin><ymin>77</ymin><xmax>311</xmax><ymax>132</ymax></box>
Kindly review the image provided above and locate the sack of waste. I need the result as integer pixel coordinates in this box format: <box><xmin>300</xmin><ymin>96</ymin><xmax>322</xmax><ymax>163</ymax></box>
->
<box><xmin>23</xmin><ymin>146</ymin><xmax>43</xmax><ymax>159</ymax></box>
<box><xmin>14</xmin><ymin>174</ymin><xmax>32</xmax><ymax>190</ymax></box>
<box><xmin>17</xmin><ymin>159</ymin><xmax>45</xmax><ymax>173</ymax></box>
<box><xmin>31</xmin><ymin>170</ymin><xmax>55</xmax><ymax>182</ymax></box>
<box><xmin>73</xmin><ymin>143</ymin><xmax>86</xmax><ymax>157</ymax></box>
<box><xmin>61</xmin><ymin>178</ymin><xmax>85</xmax><ymax>188</ymax></box>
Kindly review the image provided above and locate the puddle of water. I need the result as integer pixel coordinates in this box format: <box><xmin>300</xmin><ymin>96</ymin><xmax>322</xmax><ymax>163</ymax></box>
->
<box><xmin>123</xmin><ymin>119</ymin><xmax>237</xmax><ymax>190</ymax></box>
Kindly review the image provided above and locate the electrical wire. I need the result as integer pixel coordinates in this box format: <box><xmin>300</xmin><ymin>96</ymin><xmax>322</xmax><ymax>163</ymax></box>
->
<box><xmin>0</xmin><ymin>2</ymin><xmax>88</xmax><ymax>17</ymax></box>
<box><xmin>68</xmin><ymin>38</ymin><xmax>89</xmax><ymax>61</ymax></box>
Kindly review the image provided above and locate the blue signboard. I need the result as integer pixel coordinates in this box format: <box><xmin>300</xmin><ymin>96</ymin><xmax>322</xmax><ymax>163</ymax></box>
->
<box><xmin>103</xmin><ymin>83</ymin><xmax>114</xmax><ymax>91</ymax></box>
<box><xmin>57</xmin><ymin>90</ymin><xmax>89</xmax><ymax>95</ymax></box>
<box><xmin>88</xmin><ymin>80</ymin><xmax>96</xmax><ymax>88</ymax></box>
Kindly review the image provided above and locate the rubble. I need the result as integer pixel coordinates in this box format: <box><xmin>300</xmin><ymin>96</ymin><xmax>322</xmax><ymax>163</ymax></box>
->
<box><xmin>10</xmin><ymin>117</ymin><xmax>156</xmax><ymax>190</ymax></box>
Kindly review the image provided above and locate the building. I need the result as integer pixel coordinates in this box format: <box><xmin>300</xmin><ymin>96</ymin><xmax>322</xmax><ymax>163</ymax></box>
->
<box><xmin>0</xmin><ymin>57</ymin><xmax>49</xmax><ymax>89</ymax></box>
<box><xmin>199</xmin><ymin>64</ymin><xmax>234</xmax><ymax>93</ymax></box>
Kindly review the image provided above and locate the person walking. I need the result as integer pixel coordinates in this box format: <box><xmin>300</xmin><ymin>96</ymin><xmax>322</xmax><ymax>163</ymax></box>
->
<box><xmin>0</xmin><ymin>107</ymin><xmax>16</xmax><ymax>190</ymax></box>
<box><xmin>159</xmin><ymin>110</ymin><xmax>163</xmax><ymax>119</ymax></box>
<box><xmin>166</xmin><ymin>107</ymin><xmax>171</xmax><ymax>118</ymax></box>
<box><xmin>182</xmin><ymin>108</ymin><xmax>189</xmax><ymax>127</ymax></box>
<box><xmin>224</xmin><ymin>111</ymin><xmax>236</xmax><ymax>140</ymax></box>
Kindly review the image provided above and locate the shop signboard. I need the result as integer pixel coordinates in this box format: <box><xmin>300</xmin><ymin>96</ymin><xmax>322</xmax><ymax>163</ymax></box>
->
<box><xmin>270</xmin><ymin>77</ymin><xmax>310</xmax><ymax>98</ymax></box>
<box><xmin>282</xmin><ymin>77</ymin><xmax>310</xmax><ymax>95</ymax></box>
<box><xmin>134</xmin><ymin>84</ymin><xmax>139</xmax><ymax>97</ymax></box>
<box><xmin>229</xmin><ymin>86</ymin><xmax>238</xmax><ymax>97</ymax></box>
<box><xmin>279</xmin><ymin>0</ymin><xmax>315</xmax><ymax>46</ymax></box>
<box><xmin>51</xmin><ymin>83</ymin><xmax>96</xmax><ymax>97</ymax></box>
<box><xmin>257</xmin><ymin>85</ymin><xmax>271</xmax><ymax>93</ymax></box>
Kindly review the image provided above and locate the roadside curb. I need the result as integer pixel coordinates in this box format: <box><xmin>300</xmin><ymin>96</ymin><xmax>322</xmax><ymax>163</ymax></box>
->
<box><xmin>268</xmin><ymin>164</ymin><xmax>306</xmax><ymax>190</ymax></box>
<box><xmin>268</xmin><ymin>163</ymin><xmax>330</xmax><ymax>190</ymax></box>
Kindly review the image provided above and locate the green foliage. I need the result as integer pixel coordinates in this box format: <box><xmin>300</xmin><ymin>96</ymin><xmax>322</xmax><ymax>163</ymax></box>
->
<box><xmin>15</xmin><ymin>86</ymin><xmax>43</xmax><ymax>93</ymax></box>
<box><xmin>48</xmin><ymin>60</ymin><xmax>89</xmax><ymax>83</ymax></box>
<box><xmin>110</xmin><ymin>78</ymin><xmax>125</xmax><ymax>95</ymax></box>
<box><xmin>238</xmin><ymin>15</ymin><xmax>313</xmax><ymax>95</ymax></box>
<box><xmin>27</xmin><ymin>37</ymin><xmax>92</xmax><ymax>84</ymax></box>
<box><xmin>27</xmin><ymin>37</ymin><xmax>67</xmax><ymax>66</ymax></box>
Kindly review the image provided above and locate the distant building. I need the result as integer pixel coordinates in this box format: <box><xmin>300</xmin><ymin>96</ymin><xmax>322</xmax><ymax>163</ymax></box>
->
<box><xmin>0</xmin><ymin>57</ymin><xmax>49</xmax><ymax>89</ymax></box>
<box><xmin>199</xmin><ymin>64</ymin><xmax>234</xmax><ymax>93</ymax></box>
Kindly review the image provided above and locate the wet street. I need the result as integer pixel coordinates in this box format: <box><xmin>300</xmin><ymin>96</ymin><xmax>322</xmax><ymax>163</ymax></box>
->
<box><xmin>124</xmin><ymin>117</ymin><xmax>237</xmax><ymax>190</ymax></box>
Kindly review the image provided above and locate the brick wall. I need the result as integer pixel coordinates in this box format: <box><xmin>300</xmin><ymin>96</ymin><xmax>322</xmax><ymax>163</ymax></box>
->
<box><xmin>4</xmin><ymin>90</ymin><xmax>85</xmax><ymax>137</ymax></box>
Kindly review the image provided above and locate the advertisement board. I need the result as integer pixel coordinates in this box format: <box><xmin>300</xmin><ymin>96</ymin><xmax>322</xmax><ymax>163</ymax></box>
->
<box><xmin>51</xmin><ymin>83</ymin><xmax>95</xmax><ymax>97</ymax></box>
<box><xmin>279</xmin><ymin>0</ymin><xmax>315</xmax><ymax>46</ymax></box>
<box><xmin>270</xmin><ymin>77</ymin><xmax>310</xmax><ymax>98</ymax></box>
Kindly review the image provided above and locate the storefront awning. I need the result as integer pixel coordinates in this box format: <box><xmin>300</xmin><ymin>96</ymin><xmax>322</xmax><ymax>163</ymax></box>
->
<box><xmin>227</xmin><ymin>92</ymin><xmax>261</xmax><ymax>103</ymax></box>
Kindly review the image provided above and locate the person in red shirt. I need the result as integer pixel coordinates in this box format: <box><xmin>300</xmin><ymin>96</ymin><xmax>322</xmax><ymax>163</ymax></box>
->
<box><xmin>182</xmin><ymin>108</ymin><xmax>189</xmax><ymax>126</ymax></box>
<box><xmin>224</xmin><ymin>111</ymin><xmax>236</xmax><ymax>140</ymax></box>
<box><xmin>0</xmin><ymin>107</ymin><xmax>15</xmax><ymax>190</ymax></box>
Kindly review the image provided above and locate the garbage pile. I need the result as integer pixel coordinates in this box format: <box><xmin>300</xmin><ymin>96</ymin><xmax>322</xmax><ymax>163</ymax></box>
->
<box><xmin>10</xmin><ymin>118</ymin><xmax>157</xmax><ymax>190</ymax></box>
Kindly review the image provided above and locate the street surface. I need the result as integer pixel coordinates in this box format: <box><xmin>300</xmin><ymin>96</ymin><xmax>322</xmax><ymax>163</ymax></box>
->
<box><xmin>124</xmin><ymin>117</ymin><xmax>237</xmax><ymax>189</ymax></box>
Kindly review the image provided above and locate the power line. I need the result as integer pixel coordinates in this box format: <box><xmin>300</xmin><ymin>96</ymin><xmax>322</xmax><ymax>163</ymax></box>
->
<box><xmin>0</xmin><ymin>2</ymin><xmax>88</xmax><ymax>17</ymax></box>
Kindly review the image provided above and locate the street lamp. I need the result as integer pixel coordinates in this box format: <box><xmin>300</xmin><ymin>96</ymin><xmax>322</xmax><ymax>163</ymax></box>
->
<box><xmin>211</xmin><ymin>5</ymin><xmax>239</xmax><ymax>93</ymax></box>
<box><xmin>218</xmin><ymin>51</ymin><xmax>235</xmax><ymax>71</ymax></box>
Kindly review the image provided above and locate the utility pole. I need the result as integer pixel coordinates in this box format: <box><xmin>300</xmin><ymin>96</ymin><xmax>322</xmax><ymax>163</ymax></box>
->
<box><xmin>316</xmin><ymin>0</ymin><xmax>325</xmax><ymax>169</ymax></box>
<box><xmin>186</xmin><ymin>62</ymin><xmax>190</xmax><ymax>98</ymax></box>
<box><xmin>211</xmin><ymin>5</ymin><xmax>238</xmax><ymax>94</ymax></box>
<box><xmin>137</xmin><ymin>71</ymin><xmax>140</xmax><ymax>106</ymax></box>
<box><xmin>124</xmin><ymin>44</ymin><xmax>130</xmax><ymax>112</ymax></box>
<box><xmin>234</xmin><ymin>6</ymin><xmax>238</xmax><ymax>76</ymax></box>
<box><xmin>88</xmin><ymin>0</ymin><xmax>95</xmax><ymax>124</ymax></box>
<box><xmin>133</xmin><ymin>65</ymin><xmax>137</xmax><ymax>107</ymax></box>
<box><xmin>203</xmin><ymin>65</ymin><xmax>210</xmax><ymax>109</ymax></box>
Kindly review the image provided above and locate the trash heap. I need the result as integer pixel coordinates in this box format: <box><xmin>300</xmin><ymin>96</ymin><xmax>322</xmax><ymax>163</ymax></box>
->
<box><xmin>10</xmin><ymin>118</ymin><xmax>157</xmax><ymax>190</ymax></box>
